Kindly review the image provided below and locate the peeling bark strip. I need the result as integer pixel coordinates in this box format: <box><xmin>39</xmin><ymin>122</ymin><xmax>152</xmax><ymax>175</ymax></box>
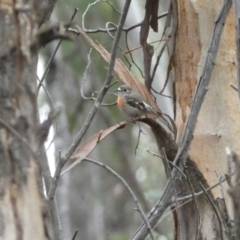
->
<box><xmin>140</xmin><ymin>0</ymin><xmax>159</xmax><ymax>90</ymax></box>
<box><xmin>132</xmin><ymin>0</ymin><xmax>233</xmax><ymax>239</ymax></box>
<box><xmin>0</xmin><ymin>0</ymin><xmax>57</xmax><ymax>239</ymax></box>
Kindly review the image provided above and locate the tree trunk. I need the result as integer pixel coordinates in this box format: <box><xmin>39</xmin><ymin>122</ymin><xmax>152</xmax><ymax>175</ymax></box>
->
<box><xmin>0</xmin><ymin>1</ymin><xmax>56</xmax><ymax>239</ymax></box>
<box><xmin>175</xmin><ymin>0</ymin><xmax>237</xmax><ymax>239</ymax></box>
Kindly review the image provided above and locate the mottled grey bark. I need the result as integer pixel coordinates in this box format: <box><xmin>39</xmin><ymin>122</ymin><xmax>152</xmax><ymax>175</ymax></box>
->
<box><xmin>0</xmin><ymin>0</ymin><xmax>57</xmax><ymax>239</ymax></box>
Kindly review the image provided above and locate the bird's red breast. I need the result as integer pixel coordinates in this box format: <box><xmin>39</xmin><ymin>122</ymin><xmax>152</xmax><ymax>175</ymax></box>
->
<box><xmin>117</xmin><ymin>96</ymin><xmax>124</xmax><ymax>109</ymax></box>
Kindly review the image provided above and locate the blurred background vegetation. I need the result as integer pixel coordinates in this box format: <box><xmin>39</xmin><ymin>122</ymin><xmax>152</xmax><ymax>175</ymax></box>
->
<box><xmin>38</xmin><ymin>0</ymin><xmax>173</xmax><ymax>239</ymax></box>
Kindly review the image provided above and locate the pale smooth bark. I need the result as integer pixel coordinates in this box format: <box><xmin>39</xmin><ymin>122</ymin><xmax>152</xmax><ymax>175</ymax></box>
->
<box><xmin>175</xmin><ymin>0</ymin><xmax>238</xmax><ymax>239</ymax></box>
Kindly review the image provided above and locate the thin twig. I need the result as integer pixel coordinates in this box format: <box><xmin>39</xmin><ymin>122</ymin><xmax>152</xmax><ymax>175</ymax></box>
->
<box><xmin>158</xmin><ymin>1</ymin><xmax>176</xmax><ymax>96</ymax></box>
<box><xmin>153</xmin><ymin>179</ymin><xmax>231</xmax><ymax>231</ymax></box>
<box><xmin>147</xmin><ymin>149</ymin><xmax>186</xmax><ymax>179</ymax></box>
<box><xmin>81</xmin><ymin>52</ymin><xmax>118</xmax><ymax>106</ymax></box>
<box><xmin>124</xmin><ymin>30</ymin><xmax>144</xmax><ymax>78</ymax></box>
<box><xmin>123</xmin><ymin>39</ymin><xmax>168</xmax><ymax>55</ymax></box>
<box><xmin>151</xmin><ymin>86</ymin><xmax>172</xmax><ymax>98</ymax></box>
<box><xmin>215</xmin><ymin>171</ymin><xmax>227</xmax><ymax>208</ymax></box>
<box><xmin>48</xmin><ymin>0</ymin><xmax>132</xmax><ymax>200</ymax></box>
<box><xmin>159</xmin><ymin>148</ymin><xmax>171</xmax><ymax>179</ymax></box>
<box><xmin>37</xmin><ymin>8</ymin><xmax>78</xmax><ymax>94</ymax></box>
<box><xmin>37</xmin><ymin>76</ymin><xmax>56</xmax><ymax>111</ymax></box>
<box><xmin>135</xmin><ymin>123</ymin><xmax>145</xmax><ymax>155</ymax></box>
<box><xmin>215</xmin><ymin>170</ymin><xmax>231</xmax><ymax>232</ymax></box>
<box><xmin>81</xmin><ymin>12</ymin><xmax>168</xmax><ymax>33</ymax></box>
<box><xmin>81</xmin><ymin>48</ymin><xmax>94</xmax><ymax>100</ymax></box>
<box><xmin>228</xmin><ymin>152</ymin><xmax>240</xmax><ymax>238</ymax></box>
<box><xmin>79</xmin><ymin>5</ymin><xmax>167</xmax><ymax>81</ymax></box>
<box><xmin>225</xmin><ymin>147</ymin><xmax>233</xmax><ymax>187</ymax></box>
<box><xmin>80</xmin><ymin>0</ymin><xmax>143</xmax><ymax>76</ymax></box>
<box><xmin>82</xmin><ymin>0</ymin><xmax>101</xmax><ymax>31</ymax></box>
<box><xmin>185</xmin><ymin>168</ymin><xmax>200</xmax><ymax>240</ymax></box>
<box><xmin>151</xmin><ymin>43</ymin><xmax>167</xmax><ymax>82</ymax></box>
<box><xmin>71</xmin><ymin>230</ymin><xmax>78</xmax><ymax>240</ymax></box>
<box><xmin>106</xmin><ymin>22</ymin><xmax>118</xmax><ymax>39</ymax></box>
<box><xmin>167</xmin><ymin>162</ymin><xmax>186</xmax><ymax>179</ymax></box>
<box><xmin>177</xmin><ymin>172</ymin><xmax>234</xmax><ymax>203</ymax></box>
<box><xmin>36</xmin><ymin>75</ymin><xmax>59</xmax><ymax>154</ymax></box>
<box><xmin>163</xmin><ymin>147</ymin><xmax>181</xmax><ymax>239</ymax></box>
<box><xmin>104</xmin><ymin>21</ymin><xmax>136</xmax><ymax>76</ymax></box>
<box><xmin>132</xmin><ymin>170</ymin><xmax>235</xmax><ymax>239</ymax></box>
<box><xmin>104</xmin><ymin>0</ymin><xmax>121</xmax><ymax>14</ymax></box>
<box><xmin>230</xmin><ymin>83</ymin><xmax>238</xmax><ymax>92</ymax></box>
<box><xmin>199</xmin><ymin>182</ymin><xmax>224</xmax><ymax>240</ymax></box>
<box><xmin>82</xmin><ymin>158</ymin><xmax>155</xmax><ymax>240</ymax></box>
<box><xmin>81</xmin><ymin>47</ymin><xmax>117</xmax><ymax>106</ymax></box>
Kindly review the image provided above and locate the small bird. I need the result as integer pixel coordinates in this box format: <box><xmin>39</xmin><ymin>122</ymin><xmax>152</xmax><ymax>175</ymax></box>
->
<box><xmin>115</xmin><ymin>85</ymin><xmax>159</xmax><ymax>118</ymax></box>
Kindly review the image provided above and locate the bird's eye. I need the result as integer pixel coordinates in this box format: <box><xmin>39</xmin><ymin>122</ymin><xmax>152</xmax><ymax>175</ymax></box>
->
<box><xmin>123</xmin><ymin>89</ymin><xmax>127</xmax><ymax>92</ymax></box>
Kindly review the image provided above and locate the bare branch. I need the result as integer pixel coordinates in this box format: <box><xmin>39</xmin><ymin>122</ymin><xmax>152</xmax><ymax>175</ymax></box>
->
<box><xmin>185</xmin><ymin>169</ymin><xmax>200</xmax><ymax>240</ymax></box>
<box><xmin>147</xmin><ymin>149</ymin><xmax>186</xmax><ymax>179</ymax></box>
<box><xmin>135</xmin><ymin>123</ymin><xmax>145</xmax><ymax>155</ymax></box>
<box><xmin>82</xmin><ymin>0</ymin><xmax>102</xmax><ymax>31</ymax></box>
<box><xmin>81</xmin><ymin>48</ymin><xmax>94</xmax><ymax>101</ymax></box>
<box><xmin>230</xmin><ymin>83</ymin><xmax>239</xmax><ymax>92</ymax></box>
<box><xmin>228</xmin><ymin>152</ymin><xmax>240</xmax><ymax>239</ymax></box>
<box><xmin>151</xmin><ymin>43</ymin><xmax>167</xmax><ymax>82</ymax></box>
<box><xmin>37</xmin><ymin>8</ymin><xmax>78</xmax><ymax>94</ymax></box>
<box><xmin>199</xmin><ymin>182</ymin><xmax>224</xmax><ymax>240</ymax></box>
<box><xmin>215</xmin><ymin>170</ymin><xmax>232</xmax><ymax>237</ymax></box>
<box><xmin>71</xmin><ymin>230</ymin><xmax>78</xmax><ymax>240</ymax></box>
<box><xmin>225</xmin><ymin>147</ymin><xmax>233</xmax><ymax>187</ymax></box>
<box><xmin>177</xmin><ymin>172</ymin><xmax>234</xmax><ymax>203</ymax></box>
<box><xmin>80</xmin><ymin>12</ymin><xmax>168</xmax><ymax>33</ymax></box>
<box><xmin>37</xmin><ymin>76</ymin><xmax>56</xmax><ymax>111</ymax></box>
<box><xmin>81</xmin><ymin>49</ymin><xmax>117</xmax><ymax>106</ymax></box>
<box><xmin>48</xmin><ymin>0</ymin><xmax>132</xmax><ymax>199</ymax></box>
<box><xmin>82</xmin><ymin>158</ymin><xmax>155</xmax><ymax>240</ymax></box>
<box><xmin>124</xmin><ymin>31</ymin><xmax>144</xmax><ymax>78</ymax></box>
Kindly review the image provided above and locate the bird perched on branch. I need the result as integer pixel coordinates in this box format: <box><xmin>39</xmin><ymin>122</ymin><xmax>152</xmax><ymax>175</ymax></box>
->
<box><xmin>115</xmin><ymin>85</ymin><xmax>177</xmax><ymax>137</ymax></box>
<box><xmin>115</xmin><ymin>85</ymin><xmax>159</xmax><ymax>118</ymax></box>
